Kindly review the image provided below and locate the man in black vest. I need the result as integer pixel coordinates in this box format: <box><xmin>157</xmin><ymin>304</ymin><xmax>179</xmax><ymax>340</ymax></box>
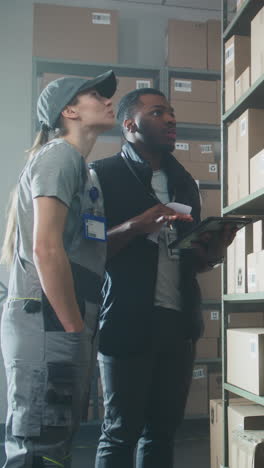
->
<box><xmin>91</xmin><ymin>88</ymin><xmax>234</xmax><ymax>468</ymax></box>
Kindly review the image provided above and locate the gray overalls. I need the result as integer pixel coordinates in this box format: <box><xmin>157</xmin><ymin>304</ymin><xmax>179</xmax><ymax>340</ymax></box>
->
<box><xmin>1</xmin><ymin>146</ymin><xmax>106</xmax><ymax>468</ymax></box>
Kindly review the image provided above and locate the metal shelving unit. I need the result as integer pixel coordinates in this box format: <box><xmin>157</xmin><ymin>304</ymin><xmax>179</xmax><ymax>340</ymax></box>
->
<box><xmin>221</xmin><ymin>1</ymin><xmax>264</xmax><ymax>467</ymax></box>
<box><xmin>223</xmin><ymin>0</ymin><xmax>264</xmax><ymax>40</ymax></box>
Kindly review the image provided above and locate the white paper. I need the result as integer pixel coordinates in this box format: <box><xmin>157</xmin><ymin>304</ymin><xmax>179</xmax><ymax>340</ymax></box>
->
<box><xmin>147</xmin><ymin>202</ymin><xmax>192</xmax><ymax>243</ymax></box>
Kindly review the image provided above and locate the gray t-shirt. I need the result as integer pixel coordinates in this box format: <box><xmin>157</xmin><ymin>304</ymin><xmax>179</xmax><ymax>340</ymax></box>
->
<box><xmin>151</xmin><ymin>169</ymin><xmax>181</xmax><ymax>311</ymax></box>
<box><xmin>8</xmin><ymin>138</ymin><xmax>106</xmax><ymax>301</ymax></box>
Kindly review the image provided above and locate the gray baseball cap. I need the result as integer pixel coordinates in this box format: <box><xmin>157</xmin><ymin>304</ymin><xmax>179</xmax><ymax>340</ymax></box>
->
<box><xmin>37</xmin><ymin>69</ymin><xmax>117</xmax><ymax>130</ymax></box>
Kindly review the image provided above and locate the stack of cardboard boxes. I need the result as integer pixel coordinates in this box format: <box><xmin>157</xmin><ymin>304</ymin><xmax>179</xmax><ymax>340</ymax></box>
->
<box><xmin>196</xmin><ymin>309</ymin><xmax>220</xmax><ymax>361</ymax></box>
<box><xmin>213</xmin><ymin>7</ymin><xmax>264</xmax><ymax>456</ymax></box>
<box><xmin>166</xmin><ymin>19</ymin><xmax>221</xmax><ymax>71</ymax></box>
<box><xmin>33</xmin><ymin>4</ymin><xmax>119</xmax><ymax>63</ymax></box>
<box><xmin>185</xmin><ymin>366</ymin><xmax>208</xmax><ymax>418</ymax></box>
<box><xmin>167</xmin><ymin>20</ymin><xmax>221</xmax><ymax>186</ymax></box>
<box><xmin>211</xmin><ymin>8</ymin><xmax>264</xmax><ymax>464</ymax></box>
<box><xmin>247</xmin><ymin>221</ymin><xmax>264</xmax><ymax>294</ymax></box>
<box><xmin>226</xmin><ymin>7</ymin><xmax>264</xmax><ymax>207</ymax></box>
<box><xmin>210</xmin><ymin>398</ymin><xmax>264</xmax><ymax>468</ymax></box>
<box><xmin>210</xmin><ymin>311</ymin><xmax>264</xmax><ymax>468</ymax></box>
<box><xmin>185</xmin><ymin>310</ymin><xmax>221</xmax><ymax>418</ymax></box>
<box><xmin>172</xmin><ymin>141</ymin><xmax>219</xmax><ymax>184</ymax></box>
<box><xmin>169</xmin><ymin>77</ymin><xmax>220</xmax><ymax>126</ymax></box>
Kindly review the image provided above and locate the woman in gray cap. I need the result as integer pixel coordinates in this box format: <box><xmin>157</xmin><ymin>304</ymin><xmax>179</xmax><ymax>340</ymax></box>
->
<box><xmin>0</xmin><ymin>70</ymin><xmax>117</xmax><ymax>468</ymax></box>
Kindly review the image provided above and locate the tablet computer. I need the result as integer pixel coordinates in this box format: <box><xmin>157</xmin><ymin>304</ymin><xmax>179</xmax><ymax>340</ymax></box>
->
<box><xmin>168</xmin><ymin>216</ymin><xmax>253</xmax><ymax>249</ymax></box>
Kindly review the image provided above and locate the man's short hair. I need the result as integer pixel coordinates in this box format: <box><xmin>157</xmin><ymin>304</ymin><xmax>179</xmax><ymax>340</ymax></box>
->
<box><xmin>116</xmin><ymin>88</ymin><xmax>166</xmax><ymax>125</ymax></box>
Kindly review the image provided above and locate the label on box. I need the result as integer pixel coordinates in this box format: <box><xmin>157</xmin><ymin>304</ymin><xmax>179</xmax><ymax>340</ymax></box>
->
<box><xmin>176</xmin><ymin>142</ymin><xmax>189</xmax><ymax>151</ymax></box>
<box><xmin>236</xmin><ymin>267</ymin><xmax>243</xmax><ymax>288</ymax></box>
<box><xmin>240</xmin><ymin>117</ymin><xmax>247</xmax><ymax>137</ymax></box>
<box><xmin>92</xmin><ymin>12</ymin><xmax>111</xmax><ymax>24</ymax></box>
<box><xmin>200</xmin><ymin>144</ymin><xmax>213</xmax><ymax>154</ymax></box>
<box><xmin>250</xmin><ymin>339</ymin><xmax>257</xmax><ymax>359</ymax></box>
<box><xmin>136</xmin><ymin>80</ymin><xmax>151</xmax><ymax>89</ymax></box>
<box><xmin>174</xmin><ymin>80</ymin><xmax>192</xmax><ymax>93</ymax></box>
<box><xmin>248</xmin><ymin>268</ymin><xmax>257</xmax><ymax>288</ymax></box>
<box><xmin>209</xmin><ymin>164</ymin><xmax>218</xmax><ymax>173</ymax></box>
<box><xmin>211</xmin><ymin>311</ymin><xmax>219</xmax><ymax>321</ymax></box>
<box><xmin>193</xmin><ymin>368</ymin><xmax>205</xmax><ymax>379</ymax></box>
<box><xmin>225</xmin><ymin>44</ymin><xmax>234</xmax><ymax>65</ymax></box>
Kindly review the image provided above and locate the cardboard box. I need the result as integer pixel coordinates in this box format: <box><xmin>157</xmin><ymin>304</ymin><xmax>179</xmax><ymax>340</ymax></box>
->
<box><xmin>210</xmin><ymin>398</ymin><xmax>254</xmax><ymax>468</ymax></box>
<box><xmin>253</xmin><ymin>221</ymin><xmax>264</xmax><ymax>253</ymax></box>
<box><xmin>196</xmin><ymin>337</ymin><xmax>219</xmax><ymax>359</ymax></box>
<box><xmin>203</xmin><ymin>309</ymin><xmax>221</xmax><ymax>338</ymax></box>
<box><xmin>227</xmin><ymin>119</ymin><xmax>238</xmax><ymax>205</ymax></box>
<box><xmin>89</xmin><ymin>138</ymin><xmax>122</xmax><ymax>162</ymax></box>
<box><xmin>207</xmin><ymin>20</ymin><xmax>221</xmax><ymax>71</ymax></box>
<box><xmin>210</xmin><ymin>399</ymin><xmax>224</xmax><ymax>468</ymax></box>
<box><xmin>234</xmin><ymin>223</ymin><xmax>253</xmax><ymax>294</ymax></box>
<box><xmin>185</xmin><ymin>365</ymin><xmax>208</xmax><ymax>416</ymax></box>
<box><xmin>182</xmin><ymin>161</ymin><xmax>218</xmax><ymax>182</ymax></box>
<box><xmin>250</xmin><ymin>148</ymin><xmax>264</xmax><ymax>194</ymax></box>
<box><xmin>170</xmin><ymin>78</ymin><xmax>217</xmax><ymax>103</ymax></box>
<box><xmin>227</xmin><ymin>328</ymin><xmax>264</xmax><ymax>395</ymax></box>
<box><xmin>251</xmin><ymin>7</ymin><xmax>264</xmax><ymax>85</ymax></box>
<box><xmin>227</xmin><ymin>241</ymin><xmax>236</xmax><ymax>294</ymax></box>
<box><xmin>231</xmin><ymin>429</ymin><xmax>264</xmax><ymax>468</ymax></box>
<box><xmin>198</xmin><ymin>266</ymin><xmax>221</xmax><ymax>300</ymax></box>
<box><xmin>173</xmin><ymin>100</ymin><xmax>218</xmax><ymax>125</ymax></box>
<box><xmin>33</xmin><ymin>4</ymin><xmax>118</xmax><ymax>63</ymax></box>
<box><xmin>228</xmin><ymin>405</ymin><xmax>264</xmax><ymax>468</ymax></box>
<box><xmin>172</xmin><ymin>141</ymin><xmax>190</xmax><ymax>162</ymax></box>
<box><xmin>228</xmin><ymin>312</ymin><xmax>264</xmax><ymax>329</ymax></box>
<box><xmin>166</xmin><ymin>20</ymin><xmax>207</xmax><ymax>69</ymax></box>
<box><xmin>190</xmin><ymin>141</ymin><xmax>215</xmax><ymax>163</ymax></box>
<box><xmin>237</xmin><ymin>109</ymin><xmax>264</xmax><ymax>200</ymax></box>
<box><xmin>235</xmin><ymin>66</ymin><xmax>250</xmax><ymax>102</ymax></box>
<box><xmin>170</xmin><ymin>78</ymin><xmax>218</xmax><ymax>125</ymax></box>
<box><xmin>224</xmin><ymin>35</ymin><xmax>250</xmax><ymax>111</ymax></box>
<box><xmin>200</xmin><ymin>189</ymin><xmax>221</xmax><ymax>220</ymax></box>
<box><xmin>209</xmin><ymin>372</ymin><xmax>222</xmax><ymax>400</ymax></box>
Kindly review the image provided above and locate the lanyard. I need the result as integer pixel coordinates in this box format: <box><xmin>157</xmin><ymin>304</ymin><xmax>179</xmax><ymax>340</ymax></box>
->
<box><xmin>121</xmin><ymin>151</ymin><xmax>164</xmax><ymax>204</ymax></box>
<box><xmin>121</xmin><ymin>152</ymin><xmax>176</xmax><ymax>204</ymax></box>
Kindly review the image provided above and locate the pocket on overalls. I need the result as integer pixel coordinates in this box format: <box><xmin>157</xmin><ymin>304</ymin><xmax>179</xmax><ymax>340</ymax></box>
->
<box><xmin>9</xmin><ymin>362</ymin><xmax>46</xmax><ymax>437</ymax></box>
<box><xmin>42</xmin><ymin>362</ymin><xmax>75</xmax><ymax>428</ymax></box>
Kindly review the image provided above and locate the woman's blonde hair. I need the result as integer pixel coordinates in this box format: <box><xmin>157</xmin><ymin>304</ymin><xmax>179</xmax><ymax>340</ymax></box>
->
<box><xmin>0</xmin><ymin>127</ymin><xmax>50</xmax><ymax>266</ymax></box>
<box><xmin>1</xmin><ymin>91</ymin><xmax>80</xmax><ymax>266</ymax></box>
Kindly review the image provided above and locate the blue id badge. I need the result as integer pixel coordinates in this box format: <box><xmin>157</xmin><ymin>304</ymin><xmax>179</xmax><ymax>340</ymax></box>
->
<box><xmin>83</xmin><ymin>213</ymin><xmax>107</xmax><ymax>242</ymax></box>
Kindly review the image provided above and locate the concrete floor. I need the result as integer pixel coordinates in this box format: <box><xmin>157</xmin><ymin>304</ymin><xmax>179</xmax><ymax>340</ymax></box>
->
<box><xmin>0</xmin><ymin>419</ymin><xmax>210</xmax><ymax>467</ymax></box>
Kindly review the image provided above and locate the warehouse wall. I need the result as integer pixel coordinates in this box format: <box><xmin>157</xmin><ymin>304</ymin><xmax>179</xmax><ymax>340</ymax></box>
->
<box><xmin>0</xmin><ymin>0</ymin><xmax>233</xmax><ymax>423</ymax></box>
